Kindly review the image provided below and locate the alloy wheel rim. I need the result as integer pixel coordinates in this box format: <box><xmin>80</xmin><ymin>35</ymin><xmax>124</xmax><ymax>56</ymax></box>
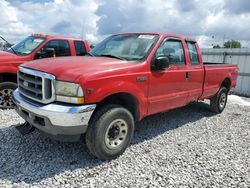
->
<box><xmin>0</xmin><ymin>89</ymin><xmax>14</xmax><ymax>108</ymax></box>
<box><xmin>105</xmin><ymin>119</ymin><xmax>128</xmax><ymax>150</ymax></box>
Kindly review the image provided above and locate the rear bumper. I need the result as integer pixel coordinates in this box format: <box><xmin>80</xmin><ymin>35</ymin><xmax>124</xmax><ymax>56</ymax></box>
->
<box><xmin>13</xmin><ymin>89</ymin><xmax>96</xmax><ymax>139</ymax></box>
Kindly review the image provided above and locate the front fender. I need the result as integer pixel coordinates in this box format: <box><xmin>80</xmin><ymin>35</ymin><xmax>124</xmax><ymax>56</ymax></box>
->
<box><xmin>0</xmin><ymin>65</ymin><xmax>18</xmax><ymax>74</ymax></box>
<box><xmin>85</xmin><ymin>80</ymin><xmax>148</xmax><ymax>120</ymax></box>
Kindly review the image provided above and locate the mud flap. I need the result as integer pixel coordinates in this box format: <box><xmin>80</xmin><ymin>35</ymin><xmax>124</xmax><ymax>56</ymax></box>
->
<box><xmin>15</xmin><ymin>122</ymin><xmax>35</xmax><ymax>135</ymax></box>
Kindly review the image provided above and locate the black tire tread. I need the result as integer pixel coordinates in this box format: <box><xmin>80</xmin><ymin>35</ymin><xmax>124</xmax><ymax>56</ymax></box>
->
<box><xmin>210</xmin><ymin>86</ymin><xmax>228</xmax><ymax>113</ymax></box>
<box><xmin>86</xmin><ymin>104</ymin><xmax>134</xmax><ymax>160</ymax></box>
<box><xmin>0</xmin><ymin>82</ymin><xmax>17</xmax><ymax>89</ymax></box>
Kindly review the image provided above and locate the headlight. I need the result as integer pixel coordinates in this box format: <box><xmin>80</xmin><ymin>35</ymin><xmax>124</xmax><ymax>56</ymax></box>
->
<box><xmin>55</xmin><ymin>81</ymin><xmax>84</xmax><ymax>104</ymax></box>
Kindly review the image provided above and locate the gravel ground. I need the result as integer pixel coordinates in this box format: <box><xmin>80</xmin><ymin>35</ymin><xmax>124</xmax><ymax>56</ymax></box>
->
<box><xmin>0</xmin><ymin>95</ymin><xmax>249</xmax><ymax>188</ymax></box>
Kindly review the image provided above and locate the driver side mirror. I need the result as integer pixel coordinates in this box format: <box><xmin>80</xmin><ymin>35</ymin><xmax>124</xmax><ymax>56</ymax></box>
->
<box><xmin>35</xmin><ymin>48</ymin><xmax>55</xmax><ymax>59</ymax></box>
<box><xmin>154</xmin><ymin>56</ymin><xmax>170</xmax><ymax>71</ymax></box>
<box><xmin>44</xmin><ymin>48</ymin><xmax>55</xmax><ymax>58</ymax></box>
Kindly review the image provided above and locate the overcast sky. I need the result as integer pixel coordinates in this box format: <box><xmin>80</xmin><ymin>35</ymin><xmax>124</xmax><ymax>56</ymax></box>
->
<box><xmin>1</xmin><ymin>0</ymin><xmax>250</xmax><ymax>48</ymax></box>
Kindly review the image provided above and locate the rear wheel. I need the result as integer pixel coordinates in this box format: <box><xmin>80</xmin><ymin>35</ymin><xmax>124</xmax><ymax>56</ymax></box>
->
<box><xmin>0</xmin><ymin>82</ymin><xmax>17</xmax><ymax>109</ymax></box>
<box><xmin>210</xmin><ymin>86</ymin><xmax>228</xmax><ymax>113</ymax></box>
<box><xmin>86</xmin><ymin>105</ymin><xmax>134</xmax><ymax>160</ymax></box>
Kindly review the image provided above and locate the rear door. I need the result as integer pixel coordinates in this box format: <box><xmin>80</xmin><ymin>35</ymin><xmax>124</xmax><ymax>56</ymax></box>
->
<box><xmin>185</xmin><ymin>41</ymin><xmax>204</xmax><ymax>102</ymax></box>
<box><xmin>74</xmin><ymin>40</ymin><xmax>87</xmax><ymax>56</ymax></box>
<box><xmin>148</xmin><ymin>38</ymin><xmax>190</xmax><ymax>115</ymax></box>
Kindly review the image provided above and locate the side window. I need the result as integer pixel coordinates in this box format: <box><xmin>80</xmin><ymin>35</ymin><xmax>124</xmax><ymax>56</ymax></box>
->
<box><xmin>44</xmin><ymin>40</ymin><xmax>70</xmax><ymax>57</ymax></box>
<box><xmin>74</xmin><ymin>41</ymin><xmax>87</xmax><ymax>56</ymax></box>
<box><xmin>187</xmin><ymin>42</ymin><xmax>199</xmax><ymax>65</ymax></box>
<box><xmin>155</xmin><ymin>39</ymin><xmax>185</xmax><ymax>66</ymax></box>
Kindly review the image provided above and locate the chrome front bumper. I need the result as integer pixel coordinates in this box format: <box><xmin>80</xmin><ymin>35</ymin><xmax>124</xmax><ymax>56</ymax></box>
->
<box><xmin>13</xmin><ymin>89</ymin><xmax>96</xmax><ymax>138</ymax></box>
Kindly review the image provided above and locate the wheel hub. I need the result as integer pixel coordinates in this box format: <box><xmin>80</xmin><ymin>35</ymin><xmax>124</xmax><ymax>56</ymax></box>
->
<box><xmin>108</xmin><ymin>125</ymin><xmax>120</xmax><ymax>139</ymax></box>
<box><xmin>4</xmin><ymin>95</ymin><xmax>10</xmax><ymax>101</ymax></box>
<box><xmin>105</xmin><ymin>119</ymin><xmax>128</xmax><ymax>149</ymax></box>
<box><xmin>219</xmin><ymin>93</ymin><xmax>226</xmax><ymax>109</ymax></box>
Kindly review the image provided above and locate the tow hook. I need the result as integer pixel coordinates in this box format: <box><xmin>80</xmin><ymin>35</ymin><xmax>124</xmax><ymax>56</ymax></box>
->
<box><xmin>15</xmin><ymin>122</ymin><xmax>35</xmax><ymax>135</ymax></box>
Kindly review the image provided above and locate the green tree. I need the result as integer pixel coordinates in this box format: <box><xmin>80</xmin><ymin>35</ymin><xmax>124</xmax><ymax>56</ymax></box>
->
<box><xmin>0</xmin><ymin>41</ymin><xmax>13</xmax><ymax>49</ymax></box>
<box><xmin>223</xmin><ymin>40</ymin><xmax>241</xmax><ymax>48</ymax></box>
<box><xmin>3</xmin><ymin>43</ymin><xmax>13</xmax><ymax>48</ymax></box>
<box><xmin>213</xmin><ymin>44</ymin><xmax>221</xmax><ymax>48</ymax></box>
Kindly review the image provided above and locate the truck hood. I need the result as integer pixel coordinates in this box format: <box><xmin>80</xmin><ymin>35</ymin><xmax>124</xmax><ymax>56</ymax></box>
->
<box><xmin>22</xmin><ymin>56</ymin><xmax>139</xmax><ymax>82</ymax></box>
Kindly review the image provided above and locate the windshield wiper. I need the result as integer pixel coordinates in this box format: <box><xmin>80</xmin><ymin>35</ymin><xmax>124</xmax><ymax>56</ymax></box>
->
<box><xmin>98</xmin><ymin>54</ymin><xmax>125</xmax><ymax>60</ymax></box>
<box><xmin>0</xmin><ymin>35</ymin><xmax>17</xmax><ymax>55</ymax></box>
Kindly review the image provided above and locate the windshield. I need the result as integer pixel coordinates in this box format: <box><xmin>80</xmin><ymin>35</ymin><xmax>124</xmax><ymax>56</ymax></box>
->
<box><xmin>90</xmin><ymin>34</ymin><xmax>159</xmax><ymax>61</ymax></box>
<box><xmin>9</xmin><ymin>36</ymin><xmax>46</xmax><ymax>55</ymax></box>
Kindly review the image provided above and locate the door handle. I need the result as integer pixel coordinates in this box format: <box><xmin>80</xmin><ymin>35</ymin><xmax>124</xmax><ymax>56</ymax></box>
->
<box><xmin>186</xmin><ymin>72</ymin><xmax>190</xmax><ymax>80</ymax></box>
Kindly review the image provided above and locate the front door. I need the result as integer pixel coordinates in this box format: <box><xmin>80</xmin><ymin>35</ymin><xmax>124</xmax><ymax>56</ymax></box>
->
<box><xmin>148</xmin><ymin>38</ymin><xmax>189</xmax><ymax>115</ymax></box>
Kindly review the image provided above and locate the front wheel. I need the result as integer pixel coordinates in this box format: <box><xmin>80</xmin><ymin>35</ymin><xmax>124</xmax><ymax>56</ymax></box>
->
<box><xmin>86</xmin><ymin>105</ymin><xmax>134</xmax><ymax>160</ymax></box>
<box><xmin>0</xmin><ymin>82</ymin><xmax>17</xmax><ymax>109</ymax></box>
<box><xmin>210</xmin><ymin>86</ymin><xmax>228</xmax><ymax>113</ymax></box>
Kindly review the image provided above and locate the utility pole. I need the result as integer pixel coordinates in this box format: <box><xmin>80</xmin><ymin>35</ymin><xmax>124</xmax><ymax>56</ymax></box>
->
<box><xmin>211</xmin><ymin>35</ymin><xmax>214</xmax><ymax>48</ymax></box>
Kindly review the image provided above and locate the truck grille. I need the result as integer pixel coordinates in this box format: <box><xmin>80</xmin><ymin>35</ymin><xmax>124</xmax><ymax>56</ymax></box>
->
<box><xmin>18</xmin><ymin>67</ymin><xmax>55</xmax><ymax>104</ymax></box>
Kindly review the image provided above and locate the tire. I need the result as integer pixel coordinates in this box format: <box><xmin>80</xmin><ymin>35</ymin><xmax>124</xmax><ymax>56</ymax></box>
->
<box><xmin>0</xmin><ymin>82</ymin><xmax>17</xmax><ymax>109</ymax></box>
<box><xmin>210</xmin><ymin>86</ymin><xmax>228</xmax><ymax>113</ymax></box>
<box><xmin>86</xmin><ymin>105</ymin><xmax>134</xmax><ymax>160</ymax></box>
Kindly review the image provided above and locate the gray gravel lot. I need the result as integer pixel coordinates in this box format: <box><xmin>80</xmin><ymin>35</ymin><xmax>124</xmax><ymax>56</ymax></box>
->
<box><xmin>0</xmin><ymin>95</ymin><xmax>249</xmax><ymax>187</ymax></box>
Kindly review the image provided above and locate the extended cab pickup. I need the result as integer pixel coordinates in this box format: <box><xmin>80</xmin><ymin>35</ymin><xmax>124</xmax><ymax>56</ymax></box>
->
<box><xmin>13</xmin><ymin>33</ymin><xmax>238</xmax><ymax>160</ymax></box>
<box><xmin>0</xmin><ymin>34</ymin><xmax>90</xmax><ymax>108</ymax></box>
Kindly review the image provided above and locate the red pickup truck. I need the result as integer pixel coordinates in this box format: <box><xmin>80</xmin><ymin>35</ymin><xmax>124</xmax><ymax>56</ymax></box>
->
<box><xmin>13</xmin><ymin>32</ymin><xmax>238</xmax><ymax>160</ymax></box>
<box><xmin>0</xmin><ymin>34</ymin><xmax>90</xmax><ymax>108</ymax></box>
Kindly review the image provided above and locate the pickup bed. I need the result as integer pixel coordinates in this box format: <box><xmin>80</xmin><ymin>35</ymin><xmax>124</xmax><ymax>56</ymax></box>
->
<box><xmin>0</xmin><ymin>34</ymin><xmax>90</xmax><ymax>108</ymax></box>
<box><xmin>13</xmin><ymin>32</ymin><xmax>238</xmax><ymax>160</ymax></box>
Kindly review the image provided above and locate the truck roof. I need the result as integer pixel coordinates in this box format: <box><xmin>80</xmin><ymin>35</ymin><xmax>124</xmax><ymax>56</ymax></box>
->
<box><xmin>114</xmin><ymin>32</ymin><xmax>197</xmax><ymax>42</ymax></box>
<box><xmin>31</xmin><ymin>34</ymin><xmax>87</xmax><ymax>42</ymax></box>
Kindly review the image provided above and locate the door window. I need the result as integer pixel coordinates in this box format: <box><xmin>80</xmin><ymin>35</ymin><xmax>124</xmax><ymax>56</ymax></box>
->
<box><xmin>155</xmin><ymin>39</ymin><xmax>185</xmax><ymax>66</ymax></box>
<box><xmin>43</xmin><ymin>40</ymin><xmax>70</xmax><ymax>57</ymax></box>
<box><xmin>187</xmin><ymin>42</ymin><xmax>199</xmax><ymax>65</ymax></box>
<box><xmin>74</xmin><ymin>41</ymin><xmax>87</xmax><ymax>56</ymax></box>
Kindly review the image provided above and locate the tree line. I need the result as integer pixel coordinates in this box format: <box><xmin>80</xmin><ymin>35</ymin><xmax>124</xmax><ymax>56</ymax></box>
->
<box><xmin>213</xmin><ymin>40</ymin><xmax>242</xmax><ymax>48</ymax></box>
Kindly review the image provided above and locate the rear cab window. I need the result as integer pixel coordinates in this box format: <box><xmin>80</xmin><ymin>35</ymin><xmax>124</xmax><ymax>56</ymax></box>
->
<box><xmin>74</xmin><ymin>41</ymin><xmax>87</xmax><ymax>56</ymax></box>
<box><xmin>187</xmin><ymin>42</ymin><xmax>200</xmax><ymax>65</ymax></box>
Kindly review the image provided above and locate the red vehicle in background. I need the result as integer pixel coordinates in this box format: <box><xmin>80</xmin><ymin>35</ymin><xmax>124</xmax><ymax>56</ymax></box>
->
<box><xmin>13</xmin><ymin>32</ymin><xmax>238</xmax><ymax>160</ymax></box>
<box><xmin>0</xmin><ymin>34</ymin><xmax>90</xmax><ymax>108</ymax></box>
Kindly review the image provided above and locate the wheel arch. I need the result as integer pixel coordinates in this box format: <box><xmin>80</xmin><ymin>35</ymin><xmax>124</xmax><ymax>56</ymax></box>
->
<box><xmin>0</xmin><ymin>72</ymin><xmax>17</xmax><ymax>83</ymax></box>
<box><xmin>94</xmin><ymin>92</ymin><xmax>140</xmax><ymax>122</ymax></box>
<box><xmin>221</xmin><ymin>77</ymin><xmax>231</xmax><ymax>92</ymax></box>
